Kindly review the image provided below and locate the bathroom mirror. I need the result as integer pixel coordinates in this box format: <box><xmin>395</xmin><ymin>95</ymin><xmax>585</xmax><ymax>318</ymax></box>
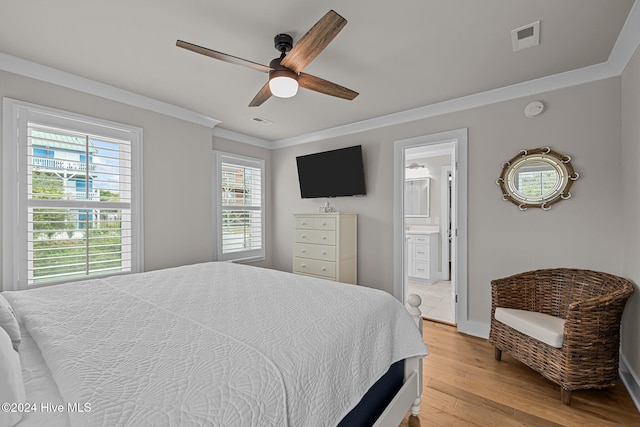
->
<box><xmin>496</xmin><ymin>147</ymin><xmax>578</xmax><ymax>211</ymax></box>
<box><xmin>405</xmin><ymin>178</ymin><xmax>430</xmax><ymax>217</ymax></box>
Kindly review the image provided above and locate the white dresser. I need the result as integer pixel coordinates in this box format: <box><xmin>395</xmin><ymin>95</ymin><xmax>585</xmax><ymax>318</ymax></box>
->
<box><xmin>293</xmin><ymin>213</ymin><xmax>357</xmax><ymax>284</ymax></box>
<box><xmin>407</xmin><ymin>232</ymin><xmax>438</xmax><ymax>283</ymax></box>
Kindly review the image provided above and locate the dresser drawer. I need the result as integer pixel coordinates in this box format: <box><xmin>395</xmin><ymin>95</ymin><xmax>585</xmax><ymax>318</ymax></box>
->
<box><xmin>294</xmin><ymin>229</ymin><xmax>336</xmax><ymax>245</ymax></box>
<box><xmin>293</xmin><ymin>257</ymin><xmax>336</xmax><ymax>279</ymax></box>
<box><xmin>412</xmin><ymin>261</ymin><xmax>431</xmax><ymax>279</ymax></box>
<box><xmin>294</xmin><ymin>216</ymin><xmax>337</xmax><ymax>231</ymax></box>
<box><xmin>413</xmin><ymin>243</ymin><xmax>430</xmax><ymax>261</ymax></box>
<box><xmin>314</xmin><ymin>217</ymin><xmax>336</xmax><ymax>230</ymax></box>
<box><xmin>412</xmin><ymin>235</ymin><xmax>431</xmax><ymax>244</ymax></box>
<box><xmin>294</xmin><ymin>217</ymin><xmax>315</xmax><ymax>229</ymax></box>
<box><xmin>293</xmin><ymin>243</ymin><xmax>336</xmax><ymax>261</ymax></box>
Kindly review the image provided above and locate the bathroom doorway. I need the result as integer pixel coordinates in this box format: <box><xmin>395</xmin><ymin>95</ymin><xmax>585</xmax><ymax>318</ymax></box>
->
<box><xmin>393</xmin><ymin>129</ymin><xmax>468</xmax><ymax>329</ymax></box>
<box><xmin>405</xmin><ymin>146</ymin><xmax>454</xmax><ymax>323</ymax></box>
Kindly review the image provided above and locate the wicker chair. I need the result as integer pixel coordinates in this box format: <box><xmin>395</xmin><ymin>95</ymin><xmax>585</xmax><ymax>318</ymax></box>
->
<box><xmin>488</xmin><ymin>268</ymin><xmax>634</xmax><ymax>405</ymax></box>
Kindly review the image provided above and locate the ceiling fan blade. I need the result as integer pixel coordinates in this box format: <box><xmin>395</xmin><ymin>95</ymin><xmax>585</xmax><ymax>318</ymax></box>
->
<box><xmin>176</xmin><ymin>40</ymin><xmax>272</xmax><ymax>73</ymax></box>
<box><xmin>280</xmin><ymin>10</ymin><xmax>347</xmax><ymax>73</ymax></box>
<box><xmin>298</xmin><ymin>73</ymin><xmax>358</xmax><ymax>100</ymax></box>
<box><xmin>249</xmin><ymin>82</ymin><xmax>272</xmax><ymax>107</ymax></box>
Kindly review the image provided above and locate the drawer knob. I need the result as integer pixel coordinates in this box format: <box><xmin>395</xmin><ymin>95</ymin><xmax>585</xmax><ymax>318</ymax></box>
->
<box><xmin>302</xmin><ymin>249</ymin><xmax>307</xmax><ymax>253</ymax></box>
<box><xmin>301</xmin><ymin>264</ymin><xmax>306</xmax><ymax>268</ymax></box>
<box><xmin>301</xmin><ymin>234</ymin><xmax>307</xmax><ymax>239</ymax></box>
<box><xmin>321</xmin><ymin>267</ymin><xmax>326</xmax><ymax>271</ymax></box>
<box><xmin>301</xmin><ymin>221</ymin><xmax>307</xmax><ymax>225</ymax></box>
<box><xmin>322</xmin><ymin>222</ymin><xmax>327</xmax><ymax>226</ymax></box>
<box><xmin>321</xmin><ymin>251</ymin><xmax>327</xmax><ymax>255</ymax></box>
<box><xmin>322</xmin><ymin>236</ymin><xmax>326</xmax><ymax>240</ymax></box>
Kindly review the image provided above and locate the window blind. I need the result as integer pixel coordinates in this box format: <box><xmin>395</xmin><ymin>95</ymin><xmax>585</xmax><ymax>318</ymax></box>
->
<box><xmin>215</xmin><ymin>153</ymin><xmax>265</xmax><ymax>262</ymax></box>
<box><xmin>26</xmin><ymin>124</ymin><xmax>133</xmax><ymax>285</ymax></box>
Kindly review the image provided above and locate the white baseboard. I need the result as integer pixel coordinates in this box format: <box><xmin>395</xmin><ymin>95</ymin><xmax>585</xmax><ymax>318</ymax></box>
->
<box><xmin>620</xmin><ymin>352</ymin><xmax>640</xmax><ymax>412</ymax></box>
<box><xmin>457</xmin><ymin>319</ymin><xmax>490</xmax><ymax>339</ymax></box>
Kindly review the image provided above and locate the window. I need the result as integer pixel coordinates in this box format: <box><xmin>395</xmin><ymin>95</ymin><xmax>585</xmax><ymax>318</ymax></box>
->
<box><xmin>213</xmin><ymin>152</ymin><xmax>265</xmax><ymax>262</ymax></box>
<box><xmin>2</xmin><ymin>99</ymin><xmax>143</xmax><ymax>290</ymax></box>
<box><xmin>516</xmin><ymin>170</ymin><xmax>558</xmax><ymax>198</ymax></box>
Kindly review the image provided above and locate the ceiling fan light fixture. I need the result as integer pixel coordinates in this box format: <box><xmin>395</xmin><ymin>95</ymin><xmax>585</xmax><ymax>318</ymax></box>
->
<box><xmin>269</xmin><ymin>70</ymin><xmax>299</xmax><ymax>98</ymax></box>
<box><xmin>178</xmin><ymin>11</ymin><xmax>357</xmax><ymax>106</ymax></box>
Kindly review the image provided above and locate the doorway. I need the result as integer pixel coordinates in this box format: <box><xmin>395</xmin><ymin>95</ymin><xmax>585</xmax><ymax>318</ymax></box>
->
<box><xmin>393</xmin><ymin>129</ymin><xmax>468</xmax><ymax>330</ymax></box>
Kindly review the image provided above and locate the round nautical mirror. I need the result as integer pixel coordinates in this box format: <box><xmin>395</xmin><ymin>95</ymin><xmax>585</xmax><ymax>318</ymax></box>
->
<box><xmin>496</xmin><ymin>147</ymin><xmax>578</xmax><ymax>210</ymax></box>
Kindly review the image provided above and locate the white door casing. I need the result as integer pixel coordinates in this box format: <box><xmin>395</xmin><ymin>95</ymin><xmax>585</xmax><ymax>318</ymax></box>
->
<box><xmin>393</xmin><ymin>128</ymin><xmax>468</xmax><ymax>332</ymax></box>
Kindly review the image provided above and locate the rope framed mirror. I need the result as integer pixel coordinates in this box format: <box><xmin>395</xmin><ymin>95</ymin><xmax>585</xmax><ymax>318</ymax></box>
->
<box><xmin>496</xmin><ymin>147</ymin><xmax>578</xmax><ymax>211</ymax></box>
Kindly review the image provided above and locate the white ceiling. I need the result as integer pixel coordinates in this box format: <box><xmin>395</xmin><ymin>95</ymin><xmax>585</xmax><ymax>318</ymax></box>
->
<box><xmin>0</xmin><ymin>0</ymin><xmax>636</xmax><ymax>143</ymax></box>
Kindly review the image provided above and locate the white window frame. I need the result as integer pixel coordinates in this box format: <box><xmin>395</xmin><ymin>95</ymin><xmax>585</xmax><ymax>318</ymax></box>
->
<box><xmin>2</xmin><ymin>98</ymin><xmax>144</xmax><ymax>290</ymax></box>
<box><xmin>213</xmin><ymin>151</ymin><xmax>265</xmax><ymax>263</ymax></box>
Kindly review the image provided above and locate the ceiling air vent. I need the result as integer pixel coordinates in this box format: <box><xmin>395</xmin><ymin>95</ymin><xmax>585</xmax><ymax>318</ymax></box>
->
<box><xmin>511</xmin><ymin>21</ymin><xmax>540</xmax><ymax>52</ymax></box>
<box><xmin>252</xmin><ymin>116</ymin><xmax>274</xmax><ymax>125</ymax></box>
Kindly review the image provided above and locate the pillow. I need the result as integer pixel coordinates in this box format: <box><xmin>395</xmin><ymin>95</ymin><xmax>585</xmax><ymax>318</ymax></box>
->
<box><xmin>0</xmin><ymin>294</ymin><xmax>20</xmax><ymax>351</ymax></box>
<box><xmin>0</xmin><ymin>327</ymin><xmax>26</xmax><ymax>427</ymax></box>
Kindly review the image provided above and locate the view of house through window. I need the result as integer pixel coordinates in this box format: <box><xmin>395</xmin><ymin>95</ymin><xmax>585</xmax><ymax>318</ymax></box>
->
<box><xmin>215</xmin><ymin>152</ymin><xmax>265</xmax><ymax>262</ymax></box>
<box><xmin>3</xmin><ymin>99</ymin><xmax>142</xmax><ymax>290</ymax></box>
<box><xmin>27</xmin><ymin>125</ymin><xmax>133</xmax><ymax>284</ymax></box>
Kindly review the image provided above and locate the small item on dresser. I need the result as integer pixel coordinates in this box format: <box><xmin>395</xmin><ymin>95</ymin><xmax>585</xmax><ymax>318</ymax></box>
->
<box><xmin>319</xmin><ymin>201</ymin><xmax>335</xmax><ymax>213</ymax></box>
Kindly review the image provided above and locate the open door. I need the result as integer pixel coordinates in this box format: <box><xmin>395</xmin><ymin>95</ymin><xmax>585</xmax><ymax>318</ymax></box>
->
<box><xmin>393</xmin><ymin>128</ymin><xmax>468</xmax><ymax>331</ymax></box>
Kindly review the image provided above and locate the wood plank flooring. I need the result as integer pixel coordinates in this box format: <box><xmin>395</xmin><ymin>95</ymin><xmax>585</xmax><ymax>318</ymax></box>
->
<box><xmin>400</xmin><ymin>320</ymin><xmax>640</xmax><ymax>426</ymax></box>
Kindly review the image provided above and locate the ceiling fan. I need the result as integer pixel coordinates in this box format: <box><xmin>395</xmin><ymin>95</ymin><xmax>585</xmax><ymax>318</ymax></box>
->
<box><xmin>176</xmin><ymin>10</ymin><xmax>359</xmax><ymax>107</ymax></box>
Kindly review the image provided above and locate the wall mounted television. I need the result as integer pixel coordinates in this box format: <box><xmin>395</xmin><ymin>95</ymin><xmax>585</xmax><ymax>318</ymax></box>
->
<box><xmin>296</xmin><ymin>145</ymin><xmax>366</xmax><ymax>198</ymax></box>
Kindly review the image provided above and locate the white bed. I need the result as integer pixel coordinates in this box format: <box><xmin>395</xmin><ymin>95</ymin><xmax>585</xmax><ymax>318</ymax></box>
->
<box><xmin>15</xmin><ymin>325</ymin><xmax>70</xmax><ymax>427</ymax></box>
<box><xmin>2</xmin><ymin>262</ymin><xmax>427</xmax><ymax>427</ymax></box>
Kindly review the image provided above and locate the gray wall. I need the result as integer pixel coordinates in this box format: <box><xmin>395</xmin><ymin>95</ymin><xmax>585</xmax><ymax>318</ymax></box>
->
<box><xmin>272</xmin><ymin>76</ymin><xmax>624</xmax><ymax>327</ymax></box>
<box><xmin>0</xmin><ymin>70</ymin><xmax>216</xmax><ymax>289</ymax></box>
<box><xmin>621</xmin><ymin>45</ymin><xmax>640</xmax><ymax>385</ymax></box>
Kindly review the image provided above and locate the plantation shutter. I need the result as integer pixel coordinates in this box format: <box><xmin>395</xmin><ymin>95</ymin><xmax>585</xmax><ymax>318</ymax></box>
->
<box><xmin>214</xmin><ymin>152</ymin><xmax>265</xmax><ymax>262</ymax></box>
<box><xmin>26</xmin><ymin>123</ymin><xmax>133</xmax><ymax>285</ymax></box>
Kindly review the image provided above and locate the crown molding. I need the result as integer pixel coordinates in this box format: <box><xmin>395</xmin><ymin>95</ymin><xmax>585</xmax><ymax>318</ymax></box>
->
<box><xmin>212</xmin><ymin>127</ymin><xmax>271</xmax><ymax>149</ymax></box>
<box><xmin>270</xmin><ymin>61</ymin><xmax>617</xmax><ymax>149</ymax></box>
<box><xmin>608</xmin><ymin>0</ymin><xmax>640</xmax><ymax>74</ymax></box>
<box><xmin>0</xmin><ymin>52</ymin><xmax>221</xmax><ymax>129</ymax></box>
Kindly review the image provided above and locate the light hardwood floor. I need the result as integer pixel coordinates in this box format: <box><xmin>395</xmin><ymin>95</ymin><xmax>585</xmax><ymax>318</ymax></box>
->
<box><xmin>401</xmin><ymin>320</ymin><xmax>640</xmax><ymax>426</ymax></box>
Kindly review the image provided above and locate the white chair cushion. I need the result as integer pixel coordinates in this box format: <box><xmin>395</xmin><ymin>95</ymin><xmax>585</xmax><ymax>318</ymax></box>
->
<box><xmin>495</xmin><ymin>307</ymin><xmax>565</xmax><ymax>348</ymax></box>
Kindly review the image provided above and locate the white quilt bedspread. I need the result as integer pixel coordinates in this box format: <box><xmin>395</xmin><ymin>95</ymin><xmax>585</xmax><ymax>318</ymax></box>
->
<box><xmin>5</xmin><ymin>262</ymin><xmax>427</xmax><ymax>427</ymax></box>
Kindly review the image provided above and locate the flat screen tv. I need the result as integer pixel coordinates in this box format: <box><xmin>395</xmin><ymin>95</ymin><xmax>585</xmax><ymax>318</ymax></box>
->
<box><xmin>296</xmin><ymin>145</ymin><xmax>366</xmax><ymax>198</ymax></box>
